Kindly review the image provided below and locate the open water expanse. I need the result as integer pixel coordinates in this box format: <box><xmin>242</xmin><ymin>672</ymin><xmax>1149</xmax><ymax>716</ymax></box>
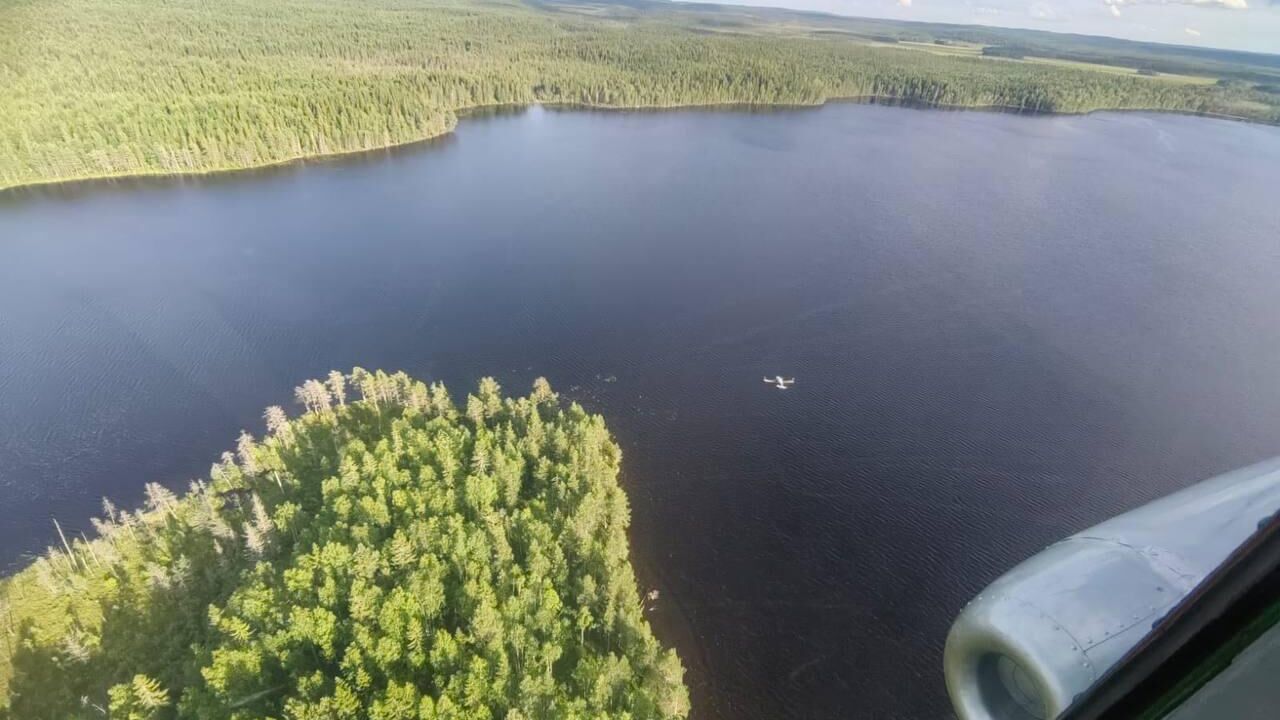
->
<box><xmin>3</xmin><ymin>103</ymin><xmax>1280</xmax><ymax>718</ymax></box>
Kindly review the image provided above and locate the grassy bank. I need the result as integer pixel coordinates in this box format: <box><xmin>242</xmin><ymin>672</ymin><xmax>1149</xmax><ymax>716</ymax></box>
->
<box><xmin>2</xmin><ymin>0</ymin><xmax>1278</xmax><ymax>192</ymax></box>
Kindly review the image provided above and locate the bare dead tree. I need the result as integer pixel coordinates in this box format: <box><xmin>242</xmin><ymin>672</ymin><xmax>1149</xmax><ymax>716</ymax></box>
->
<box><xmin>143</xmin><ymin>482</ymin><xmax>177</xmax><ymax>518</ymax></box>
<box><xmin>237</xmin><ymin>430</ymin><xmax>259</xmax><ymax>474</ymax></box>
<box><xmin>327</xmin><ymin>370</ymin><xmax>347</xmax><ymax>406</ymax></box>
<box><xmin>264</xmin><ymin>405</ymin><xmax>289</xmax><ymax>436</ymax></box>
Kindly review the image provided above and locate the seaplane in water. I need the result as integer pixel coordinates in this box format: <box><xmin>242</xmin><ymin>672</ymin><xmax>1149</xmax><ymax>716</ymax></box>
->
<box><xmin>763</xmin><ymin>375</ymin><xmax>795</xmax><ymax>390</ymax></box>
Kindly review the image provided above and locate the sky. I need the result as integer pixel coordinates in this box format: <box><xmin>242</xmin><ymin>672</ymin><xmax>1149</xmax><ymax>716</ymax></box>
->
<box><xmin>691</xmin><ymin>0</ymin><xmax>1280</xmax><ymax>53</ymax></box>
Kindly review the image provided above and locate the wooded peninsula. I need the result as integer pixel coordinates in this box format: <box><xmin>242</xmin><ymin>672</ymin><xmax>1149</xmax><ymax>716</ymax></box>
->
<box><xmin>0</xmin><ymin>371</ymin><xmax>689</xmax><ymax>719</ymax></box>
<box><xmin>2</xmin><ymin>0</ymin><xmax>1279</xmax><ymax>191</ymax></box>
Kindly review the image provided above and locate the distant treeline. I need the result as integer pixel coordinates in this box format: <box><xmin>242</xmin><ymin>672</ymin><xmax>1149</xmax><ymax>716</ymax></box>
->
<box><xmin>1</xmin><ymin>0</ymin><xmax>1278</xmax><ymax>190</ymax></box>
<box><xmin>982</xmin><ymin>45</ymin><xmax>1028</xmax><ymax>60</ymax></box>
<box><xmin>639</xmin><ymin>0</ymin><xmax>1280</xmax><ymax>81</ymax></box>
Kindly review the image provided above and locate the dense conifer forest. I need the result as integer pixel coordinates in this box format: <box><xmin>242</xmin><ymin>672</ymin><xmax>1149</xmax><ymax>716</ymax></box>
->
<box><xmin>1</xmin><ymin>0</ymin><xmax>1278</xmax><ymax>190</ymax></box>
<box><xmin>0</xmin><ymin>371</ymin><xmax>689</xmax><ymax>719</ymax></box>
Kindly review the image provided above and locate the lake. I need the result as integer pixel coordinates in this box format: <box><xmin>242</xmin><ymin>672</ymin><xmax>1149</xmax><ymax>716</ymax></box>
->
<box><xmin>3</xmin><ymin>103</ymin><xmax>1280</xmax><ymax>718</ymax></box>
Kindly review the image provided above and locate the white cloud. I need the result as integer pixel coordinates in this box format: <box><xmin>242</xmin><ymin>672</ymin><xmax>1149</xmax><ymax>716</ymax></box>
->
<box><xmin>897</xmin><ymin>0</ymin><xmax>912</xmax><ymax>7</ymax></box>
<box><xmin>1184</xmin><ymin>26</ymin><xmax>1203</xmax><ymax>35</ymax></box>
<box><xmin>1102</xmin><ymin>0</ymin><xmax>1248</xmax><ymax>13</ymax></box>
<box><xmin>1029</xmin><ymin>2</ymin><xmax>1060</xmax><ymax>20</ymax></box>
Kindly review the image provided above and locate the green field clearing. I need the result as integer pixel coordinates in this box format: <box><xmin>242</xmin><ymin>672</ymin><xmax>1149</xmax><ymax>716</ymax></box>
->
<box><xmin>895</xmin><ymin>40</ymin><xmax>987</xmax><ymax>57</ymax></box>
<box><xmin>1018</xmin><ymin>55</ymin><xmax>1218</xmax><ymax>85</ymax></box>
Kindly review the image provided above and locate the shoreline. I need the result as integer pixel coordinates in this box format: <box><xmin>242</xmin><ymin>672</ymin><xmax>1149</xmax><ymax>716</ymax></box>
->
<box><xmin>2</xmin><ymin>95</ymin><xmax>1274</xmax><ymax>197</ymax></box>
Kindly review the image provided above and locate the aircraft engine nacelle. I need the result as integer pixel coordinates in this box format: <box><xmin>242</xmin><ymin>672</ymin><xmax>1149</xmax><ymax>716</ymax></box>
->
<box><xmin>943</xmin><ymin>458</ymin><xmax>1280</xmax><ymax>720</ymax></box>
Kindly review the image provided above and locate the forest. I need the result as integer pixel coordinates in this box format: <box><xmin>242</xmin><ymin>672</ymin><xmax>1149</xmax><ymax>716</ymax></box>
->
<box><xmin>1</xmin><ymin>0</ymin><xmax>1278</xmax><ymax>191</ymax></box>
<box><xmin>0</xmin><ymin>370</ymin><xmax>689</xmax><ymax>719</ymax></box>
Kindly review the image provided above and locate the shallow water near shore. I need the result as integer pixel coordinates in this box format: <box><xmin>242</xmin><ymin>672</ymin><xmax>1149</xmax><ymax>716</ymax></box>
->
<box><xmin>3</xmin><ymin>103</ymin><xmax>1280</xmax><ymax>718</ymax></box>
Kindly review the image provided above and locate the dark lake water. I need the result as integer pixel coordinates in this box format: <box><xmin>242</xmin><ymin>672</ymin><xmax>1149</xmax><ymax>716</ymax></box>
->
<box><xmin>4</xmin><ymin>103</ymin><xmax>1280</xmax><ymax>718</ymax></box>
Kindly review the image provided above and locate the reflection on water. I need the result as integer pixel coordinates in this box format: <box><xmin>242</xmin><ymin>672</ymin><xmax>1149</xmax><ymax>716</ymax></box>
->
<box><xmin>3</xmin><ymin>104</ymin><xmax>1280</xmax><ymax>718</ymax></box>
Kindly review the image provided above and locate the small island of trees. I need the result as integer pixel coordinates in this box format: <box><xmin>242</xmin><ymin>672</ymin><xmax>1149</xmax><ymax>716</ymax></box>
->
<box><xmin>0</xmin><ymin>370</ymin><xmax>689</xmax><ymax>720</ymax></box>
